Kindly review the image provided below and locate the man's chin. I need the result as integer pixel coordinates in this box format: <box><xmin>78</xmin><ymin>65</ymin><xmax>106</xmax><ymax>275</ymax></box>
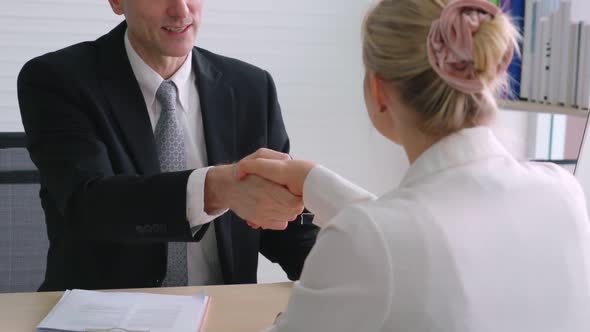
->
<box><xmin>164</xmin><ymin>46</ymin><xmax>194</xmax><ymax>58</ymax></box>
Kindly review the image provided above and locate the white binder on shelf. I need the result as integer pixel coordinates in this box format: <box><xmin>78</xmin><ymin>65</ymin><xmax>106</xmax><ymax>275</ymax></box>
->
<box><xmin>577</xmin><ymin>24</ymin><xmax>590</xmax><ymax>109</ymax></box>
<box><xmin>519</xmin><ymin>0</ymin><xmax>536</xmax><ymax>100</ymax></box>
<box><xmin>531</xmin><ymin>3</ymin><xmax>545</xmax><ymax>102</ymax></box>
<box><xmin>537</xmin><ymin>17</ymin><xmax>551</xmax><ymax>102</ymax></box>
<box><xmin>520</xmin><ymin>0</ymin><xmax>537</xmax><ymax>99</ymax></box>
<box><xmin>568</xmin><ymin>22</ymin><xmax>583</xmax><ymax>106</ymax></box>
<box><xmin>548</xmin><ymin>10</ymin><xmax>561</xmax><ymax>104</ymax></box>
<box><xmin>557</xmin><ymin>0</ymin><xmax>572</xmax><ymax>105</ymax></box>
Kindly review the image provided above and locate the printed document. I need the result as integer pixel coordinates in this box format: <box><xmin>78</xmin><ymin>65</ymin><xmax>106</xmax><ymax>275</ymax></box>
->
<box><xmin>37</xmin><ymin>289</ymin><xmax>210</xmax><ymax>332</ymax></box>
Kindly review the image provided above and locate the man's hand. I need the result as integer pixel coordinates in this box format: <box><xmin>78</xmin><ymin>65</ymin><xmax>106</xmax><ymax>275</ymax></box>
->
<box><xmin>228</xmin><ymin>173</ymin><xmax>304</xmax><ymax>230</ymax></box>
<box><xmin>204</xmin><ymin>149</ymin><xmax>304</xmax><ymax>230</ymax></box>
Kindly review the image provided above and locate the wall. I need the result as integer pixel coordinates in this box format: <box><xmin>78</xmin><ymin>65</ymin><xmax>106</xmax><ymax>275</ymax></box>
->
<box><xmin>0</xmin><ymin>0</ymin><xmax>122</xmax><ymax>131</ymax></box>
<box><xmin>198</xmin><ymin>0</ymin><xmax>406</xmax><ymax>282</ymax></box>
<box><xmin>492</xmin><ymin>110</ymin><xmax>532</xmax><ymax>159</ymax></box>
<box><xmin>571</xmin><ymin>1</ymin><xmax>590</xmax><ymax>22</ymax></box>
<box><xmin>199</xmin><ymin>0</ymin><xmax>406</xmax><ymax>196</ymax></box>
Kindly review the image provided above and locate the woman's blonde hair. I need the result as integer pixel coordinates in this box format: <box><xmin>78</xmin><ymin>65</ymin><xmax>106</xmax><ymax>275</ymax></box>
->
<box><xmin>362</xmin><ymin>0</ymin><xmax>519</xmax><ymax>135</ymax></box>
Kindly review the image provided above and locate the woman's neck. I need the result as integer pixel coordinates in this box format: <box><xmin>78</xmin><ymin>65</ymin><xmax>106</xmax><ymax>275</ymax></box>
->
<box><xmin>397</xmin><ymin>122</ymin><xmax>447</xmax><ymax>164</ymax></box>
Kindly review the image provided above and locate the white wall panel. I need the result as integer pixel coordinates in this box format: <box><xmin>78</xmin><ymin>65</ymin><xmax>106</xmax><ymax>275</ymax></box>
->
<box><xmin>0</xmin><ymin>0</ymin><xmax>122</xmax><ymax>131</ymax></box>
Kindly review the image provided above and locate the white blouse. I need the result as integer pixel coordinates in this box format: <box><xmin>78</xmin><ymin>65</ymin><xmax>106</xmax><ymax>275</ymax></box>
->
<box><xmin>265</xmin><ymin>127</ymin><xmax>590</xmax><ymax>331</ymax></box>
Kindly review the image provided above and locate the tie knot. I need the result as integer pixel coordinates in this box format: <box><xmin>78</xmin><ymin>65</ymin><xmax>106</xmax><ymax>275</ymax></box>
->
<box><xmin>156</xmin><ymin>80</ymin><xmax>178</xmax><ymax>112</ymax></box>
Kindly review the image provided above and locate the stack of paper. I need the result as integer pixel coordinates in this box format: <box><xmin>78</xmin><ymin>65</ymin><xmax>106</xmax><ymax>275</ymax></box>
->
<box><xmin>37</xmin><ymin>289</ymin><xmax>210</xmax><ymax>332</ymax></box>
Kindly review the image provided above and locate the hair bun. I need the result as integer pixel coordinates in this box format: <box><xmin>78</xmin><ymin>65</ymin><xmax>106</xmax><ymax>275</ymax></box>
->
<box><xmin>427</xmin><ymin>0</ymin><xmax>514</xmax><ymax>94</ymax></box>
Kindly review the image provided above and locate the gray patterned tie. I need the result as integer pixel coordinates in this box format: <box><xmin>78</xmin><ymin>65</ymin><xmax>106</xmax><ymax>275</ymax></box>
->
<box><xmin>155</xmin><ymin>81</ymin><xmax>188</xmax><ymax>287</ymax></box>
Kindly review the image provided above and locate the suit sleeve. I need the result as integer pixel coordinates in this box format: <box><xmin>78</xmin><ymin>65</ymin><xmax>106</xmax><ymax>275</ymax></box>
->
<box><xmin>17</xmin><ymin>57</ymin><xmax>204</xmax><ymax>243</ymax></box>
<box><xmin>258</xmin><ymin>71</ymin><xmax>320</xmax><ymax>280</ymax></box>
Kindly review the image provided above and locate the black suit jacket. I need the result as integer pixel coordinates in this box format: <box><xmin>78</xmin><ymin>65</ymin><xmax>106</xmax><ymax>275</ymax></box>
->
<box><xmin>17</xmin><ymin>22</ymin><xmax>318</xmax><ymax>291</ymax></box>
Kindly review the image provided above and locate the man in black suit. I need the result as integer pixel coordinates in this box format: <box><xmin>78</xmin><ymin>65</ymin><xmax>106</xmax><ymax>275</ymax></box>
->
<box><xmin>17</xmin><ymin>0</ymin><xmax>318</xmax><ymax>291</ymax></box>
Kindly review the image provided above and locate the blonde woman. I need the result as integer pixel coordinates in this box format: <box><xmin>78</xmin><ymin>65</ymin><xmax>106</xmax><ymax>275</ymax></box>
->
<box><xmin>242</xmin><ymin>0</ymin><xmax>590</xmax><ymax>330</ymax></box>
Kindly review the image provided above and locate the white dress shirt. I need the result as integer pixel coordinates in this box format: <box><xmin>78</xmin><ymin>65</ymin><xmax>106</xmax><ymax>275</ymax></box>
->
<box><xmin>267</xmin><ymin>127</ymin><xmax>590</xmax><ymax>331</ymax></box>
<box><xmin>124</xmin><ymin>32</ymin><xmax>225</xmax><ymax>285</ymax></box>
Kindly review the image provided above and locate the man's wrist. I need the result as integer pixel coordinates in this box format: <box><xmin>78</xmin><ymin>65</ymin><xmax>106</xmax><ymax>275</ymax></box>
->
<box><xmin>204</xmin><ymin>164</ymin><xmax>234</xmax><ymax>214</ymax></box>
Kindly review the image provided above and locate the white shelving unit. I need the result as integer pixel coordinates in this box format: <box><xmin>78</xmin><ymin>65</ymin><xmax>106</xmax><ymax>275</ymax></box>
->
<box><xmin>500</xmin><ymin>100</ymin><xmax>589</xmax><ymax>118</ymax></box>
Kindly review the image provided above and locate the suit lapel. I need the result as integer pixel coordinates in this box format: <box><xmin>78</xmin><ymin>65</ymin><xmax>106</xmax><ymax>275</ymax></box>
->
<box><xmin>96</xmin><ymin>22</ymin><xmax>160</xmax><ymax>175</ymax></box>
<box><xmin>192</xmin><ymin>49</ymin><xmax>237</xmax><ymax>283</ymax></box>
<box><xmin>192</xmin><ymin>50</ymin><xmax>236</xmax><ymax>166</ymax></box>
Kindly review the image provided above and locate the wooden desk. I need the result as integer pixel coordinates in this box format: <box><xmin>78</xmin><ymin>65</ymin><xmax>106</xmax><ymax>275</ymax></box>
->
<box><xmin>0</xmin><ymin>282</ymin><xmax>292</xmax><ymax>332</ymax></box>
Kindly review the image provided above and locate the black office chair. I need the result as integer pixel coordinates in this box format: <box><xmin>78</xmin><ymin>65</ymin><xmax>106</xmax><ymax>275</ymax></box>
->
<box><xmin>0</xmin><ymin>133</ymin><xmax>48</xmax><ymax>292</ymax></box>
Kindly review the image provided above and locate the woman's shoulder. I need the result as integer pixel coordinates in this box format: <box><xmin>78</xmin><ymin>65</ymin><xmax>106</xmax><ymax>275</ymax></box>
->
<box><xmin>325</xmin><ymin>196</ymin><xmax>418</xmax><ymax>243</ymax></box>
<box><xmin>523</xmin><ymin>161</ymin><xmax>585</xmax><ymax>197</ymax></box>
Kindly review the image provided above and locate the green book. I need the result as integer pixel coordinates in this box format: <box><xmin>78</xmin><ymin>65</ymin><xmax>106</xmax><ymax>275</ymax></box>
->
<box><xmin>488</xmin><ymin>0</ymin><xmax>499</xmax><ymax>5</ymax></box>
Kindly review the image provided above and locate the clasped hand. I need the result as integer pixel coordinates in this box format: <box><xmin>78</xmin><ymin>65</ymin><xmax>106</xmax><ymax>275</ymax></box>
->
<box><xmin>229</xmin><ymin>148</ymin><xmax>315</xmax><ymax>230</ymax></box>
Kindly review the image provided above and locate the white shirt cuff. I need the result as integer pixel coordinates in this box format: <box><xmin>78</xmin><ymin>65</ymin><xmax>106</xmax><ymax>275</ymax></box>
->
<box><xmin>186</xmin><ymin>167</ymin><xmax>228</xmax><ymax>228</ymax></box>
<box><xmin>303</xmin><ymin>165</ymin><xmax>377</xmax><ymax>228</ymax></box>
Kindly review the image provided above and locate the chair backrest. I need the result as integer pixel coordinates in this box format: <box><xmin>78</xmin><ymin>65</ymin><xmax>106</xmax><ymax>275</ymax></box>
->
<box><xmin>0</xmin><ymin>133</ymin><xmax>48</xmax><ymax>292</ymax></box>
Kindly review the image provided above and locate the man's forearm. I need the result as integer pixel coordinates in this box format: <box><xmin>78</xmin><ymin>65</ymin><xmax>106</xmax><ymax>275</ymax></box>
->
<box><xmin>203</xmin><ymin>164</ymin><xmax>234</xmax><ymax>214</ymax></box>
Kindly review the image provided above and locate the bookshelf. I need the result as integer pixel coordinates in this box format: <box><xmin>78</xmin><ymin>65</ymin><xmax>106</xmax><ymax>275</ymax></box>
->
<box><xmin>499</xmin><ymin>100</ymin><xmax>589</xmax><ymax>118</ymax></box>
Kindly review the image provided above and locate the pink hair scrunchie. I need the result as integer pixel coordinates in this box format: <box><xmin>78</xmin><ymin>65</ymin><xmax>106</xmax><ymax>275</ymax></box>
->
<box><xmin>427</xmin><ymin>0</ymin><xmax>514</xmax><ymax>93</ymax></box>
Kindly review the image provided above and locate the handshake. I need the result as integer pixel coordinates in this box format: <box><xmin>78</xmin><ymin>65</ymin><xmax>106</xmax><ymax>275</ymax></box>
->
<box><xmin>204</xmin><ymin>148</ymin><xmax>316</xmax><ymax>230</ymax></box>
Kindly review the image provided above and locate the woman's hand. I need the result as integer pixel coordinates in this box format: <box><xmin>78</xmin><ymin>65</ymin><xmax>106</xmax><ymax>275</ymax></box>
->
<box><xmin>237</xmin><ymin>158</ymin><xmax>316</xmax><ymax>197</ymax></box>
